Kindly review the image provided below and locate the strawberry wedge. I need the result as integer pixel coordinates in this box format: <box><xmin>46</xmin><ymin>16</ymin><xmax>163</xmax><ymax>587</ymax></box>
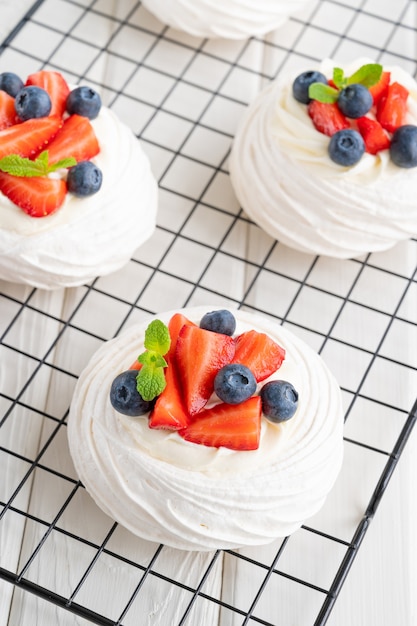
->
<box><xmin>233</xmin><ymin>330</ymin><xmax>285</xmax><ymax>382</ymax></box>
<box><xmin>307</xmin><ymin>100</ymin><xmax>350</xmax><ymax>137</ymax></box>
<box><xmin>0</xmin><ymin>171</ymin><xmax>66</xmax><ymax>217</ymax></box>
<box><xmin>26</xmin><ymin>70</ymin><xmax>70</xmax><ymax>118</ymax></box>
<box><xmin>45</xmin><ymin>114</ymin><xmax>100</xmax><ymax>164</ymax></box>
<box><xmin>377</xmin><ymin>81</ymin><xmax>409</xmax><ymax>133</ymax></box>
<box><xmin>175</xmin><ymin>324</ymin><xmax>235</xmax><ymax>416</ymax></box>
<box><xmin>179</xmin><ymin>396</ymin><xmax>262</xmax><ymax>451</ymax></box>
<box><xmin>0</xmin><ymin>115</ymin><xmax>62</xmax><ymax>159</ymax></box>
<box><xmin>0</xmin><ymin>90</ymin><xmax>19</xmax><ymax>130</ymax></box>
<box><xmin>357</xmin><ymin>117</ymin><xmax>390</xmax><ymax>155</ymax></box>
<box><xmin>149</xmin><ymin>360</ymin><xmax>190</xmax><ymax>430</ymax></box>
<box><xmin>149</xmin><ymin>313</ymin><xmax>195</xmax><ymax>430</ymax></box>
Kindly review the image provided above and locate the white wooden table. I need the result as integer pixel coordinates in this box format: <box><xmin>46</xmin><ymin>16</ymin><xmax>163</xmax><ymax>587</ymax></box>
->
<box><xmin>1</xmin><ymin>1</ymin><xmax>416</xmax><ymax>625</ymax></box>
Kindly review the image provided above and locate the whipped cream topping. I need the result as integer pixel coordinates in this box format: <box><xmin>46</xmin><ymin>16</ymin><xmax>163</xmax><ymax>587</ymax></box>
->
<box><xmin>0</xmin><ymin>106</ymin><xmax>158</xmax><ymax>289</ymax></box>
<box><xmin>68</xmin><ymin>306</ymin><xmax>344</xmax><ymax>551</ymax></box>
<box><xmin>229</xmin><ymin>59</ymin><xmax>417</xmax><ymax>258</ymax></box>
<box><xmin>141</xmin><ymin>0</ymin><xmax>309</xmax><ymax>39</ymax></box>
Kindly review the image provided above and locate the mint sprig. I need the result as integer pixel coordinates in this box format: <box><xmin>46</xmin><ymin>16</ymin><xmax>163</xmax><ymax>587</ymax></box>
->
<box><xmin>346</xmin><ymin>63</ymin><xmax>383</xmax><ymax>87</ymax></box>
<box><xmin>308</xmin><ymin>63</ymin><xmax>383</xmax><ymax>103</ymax></box>
<box><xmin>0</xmin><ymin>150</ymin><xmax>76</xmax><ymax>177</ymax></box>
<box><xmin>136</xmin><ymin>319</ymin><xmax>171</xmax><ymax>402</ymax></box>
<box><xmin>308</xmin><ymin>83</ymin><xmax>339</xmax><ymax>104</ymax></box>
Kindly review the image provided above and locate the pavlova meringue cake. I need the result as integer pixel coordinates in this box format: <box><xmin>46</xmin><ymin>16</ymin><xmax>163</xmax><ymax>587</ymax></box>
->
<box><xmin>0</xmin><ymin>70</ymin><xmax>157</xmax><ymax>290</ymax></box>
<box><xmin>68</xmin><ymin>306</ymin><xmax>344</xmax><ymax>551</ymax></box>
<box><xmin>141</xmin><ymin>0</ymin><xmax>310</xmax><ymax>39</ymax></box>
<box><xmin>229</xmin><ymin>59</ymin><xmax>417</xmax><ymax>258</ymax></box>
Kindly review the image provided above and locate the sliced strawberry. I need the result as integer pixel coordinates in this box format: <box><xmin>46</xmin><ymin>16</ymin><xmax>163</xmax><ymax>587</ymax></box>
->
<box><xmin>175</xmin><ymin>324</ymin><xmax>235</xmax><ymax>416</ymax></box>
<box><xmin>166</xmin><ymin>313</ymin><xmax>196</xmax><ymax>359</ymax></box>
<box><xmin>376</xmin><ymin>81</ymin><xmax>409</xmax><ymax>133</ymax></box>
<box><xmin>26</xmin><ymin>70</ymin><xmax>70</xmax><ymax>118</ymax></box>
<box><xmin>129</xmin><ymin>359</ymin><xmax>142</xmax><ymax>370</ymax></box>
<box><xmin>308</xmin><ymin>100</ymin><xmax>350</xmax><ymax>136</ymax></box>
<box><xmin>357</xmin><ymin>117</ymin><xmax>390</xmax><ymax>154</ymax></box>
<box><xmin>0</xmin><ymin>90</ymin><xmax>19</xmax><ymax>129</ymax></box>
<box><xmin>232</xmin><ymin>330</ymin><xmax>285</xmax><ymax>382</ymax></box>
<box><xmin>148</xmin><ymin>313</ymin><xmax>196</xmax><ymax>429</ymax></box>
<box><xmin>179</xmin><ymin>396</ymin><xmax>262</xmax><ymax>451</ymax></box>
<box><xmin>0</xmin><ymin>115</ymin><xmax>62</xmax><ymax>159</ymax></box>
<box><xmin>0</xmin><ymin>171</ymin><xmax>66</xmax><ymax>217</ymax></box>
<box><xmin>369</xmin><ymin>71</ymin><xmax>390</xmax><ymax>105</ymax></box>
<box><xmin>45</xmin><ymin>114</ymin><xmax>100</xmax><ymax>164</ymax></box>
<box><xmin>149</xmin><ymin>359</ymin><xmax>190</xmax><ymax>430</ymax></box>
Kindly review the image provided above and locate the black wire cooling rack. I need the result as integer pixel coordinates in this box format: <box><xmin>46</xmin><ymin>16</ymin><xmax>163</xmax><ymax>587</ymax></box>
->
<box><xmin>1</xmin><ymin>1</ymin><xmax>417</xmax><ymax>625</ymax></box>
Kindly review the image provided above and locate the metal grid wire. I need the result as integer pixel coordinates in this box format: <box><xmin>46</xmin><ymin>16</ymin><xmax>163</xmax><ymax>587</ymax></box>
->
<box><xmin>1</xmin><ymin>0</ymin><xmax>417</xmax><ymax>624</ymax></box>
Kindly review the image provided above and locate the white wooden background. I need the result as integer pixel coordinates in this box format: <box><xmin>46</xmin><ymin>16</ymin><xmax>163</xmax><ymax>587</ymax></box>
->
<box><xmin>1</xmin><ymin>1</ymin><xmax>417</xmax><ymax>625</ymax></box>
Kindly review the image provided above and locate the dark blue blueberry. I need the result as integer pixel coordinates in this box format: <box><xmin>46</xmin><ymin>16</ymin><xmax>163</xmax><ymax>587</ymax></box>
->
<box><xmin>214</xmin><ymin>363</ymin><xmax>257</xmax><ymax>404</ymax></box>
<box><xmin>14</xmin><ymin>85</ymin><xmax>51</xmax><ymax>120</ymax></box>
<box><xmin>292</xmin><ymin>70</ymin><xmax>328</xmax><ymax>104</ymax></box>
<box><xmin>260</xmin><ymin>380</ymin><xmax>298</xmax><ymax>423</ymax></box>
<box><xmin>200</xmin><ymin>309</ymin><xmax>236</xmax><ymax>336</ymax></box>
<box><xmin>0</xmin><ymin>72</ymin><xmax>24</xmax><ymax>97</ymax></box>
<box><xmin>110</xmin><ymin>370</ymin><xmax>154</xmax><ymax>416</ymax></box>
<box><xmin>328</xmin><ymin>129</ymin><xmax>365</xmax><ymax>166</ymax></box>
<box><xmin>337</xmin><ymin>84</ymin><xmax>372</xmax><ymax>119</ymax></box>
<box><xmin>67</xmin><ymin>161</ymin><xmax>103</xmax><ymax>197</ymax></box>
<box><xmin>66</xmin><ymin>85</ymin><xmax>102</xmax><ymax>119</ymax></box>
<box><xmin>389</xmin><ymin>125</ymin><xmax>417</xmax><ymax>168</ymax></box>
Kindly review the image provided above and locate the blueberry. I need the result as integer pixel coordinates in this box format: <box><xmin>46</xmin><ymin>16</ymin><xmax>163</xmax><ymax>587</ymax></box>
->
<box><xmin>389</xmin><ymin>125</ymin><xmax>417</xmax><ymax>168</ymax></box>
<box><xmin>66</xmin><ymin>85</ymin><xmax>102</xmax><ymax>119</ymax></box>
<box><xmin>200</xmin><ymin>309</ymin><xmax>236</xmax><ymax>336</ymax></box>
<box><xmin>337</xmin><ymin>84</ymin><xmax>372</xmax><ymax>119</ymax></box>
<box><xmin>0</xmin><ymin>72</ymin><xmax>24</xmax><ymax>97</ymax></box>
<box><xmin>110</xmin><ymin>370</ymin><xmax>154</xmax><ymax>416</ymax></box>
<box><xmin>292</xmin><ymin>70</ymin><xmax>328</xmax><ymax>104</ymax></box>
<box><xmin>214</xmin><ymin>363</ymin><xmax>257</xmax><ymax>404</ymax></box>
<box><xmin>14</xmin><ymin>85</ymin><xmax>51</xmax><ymax>120</ymax></box>
<box><xmin>67</xmin><ymin>161</ymin><xmax>103</xmax><ymax>197</ymax></box>
<box><xmin>260</xmin><ymin>380</ymin><xmax>298</xmax><ymax>423</ymax></box>
<box><xmin>328</xmin><ymin>129</ymin><xmax>365</xmax><ymax>166</ymax></box>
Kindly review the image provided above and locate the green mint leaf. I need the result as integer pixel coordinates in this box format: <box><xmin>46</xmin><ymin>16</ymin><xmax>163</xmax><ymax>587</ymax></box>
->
<box><xmin>47</xmin><ymin>156</ymin><xmax>77</xmax><ymax>172</ymax></box>
<box><xmin>347</xmin><ymin>63</ymin><xmax>382</xmax><ymax>87</ymax></box>
<box><xmin>136</xmin><ymin>364</ymin><xmax>167</xmax><ymax>401</ymax></box>
<box><xmin>0</xmin><ymin>154</ymin><xmax>48</xmax><ymax>177</ymax></box>
<box><xmin>0</xmin><ymin>150</ymin><xmax>77</xmax><ymax>177</ymax></box>
<box><xmin>133</xmin><ymin>319</ymin><xmax>171</xmax><ymax>402</ymax></box>
<box><xmin>138</xmin><ymin>350</ymin><xmax>167</xmax><ymax>369</ymax></box>
<box><xmin>308</xmin><ymin>82</ymin><xmax>339</xmax><ymax>103</ymax></box>
<box><xmin>332</xmin><ymin>67</ymin><xmax>346</xmax><ymax>89</ymax></box>
<box><xmin>143</xmin><ymin>319</ymin><xmax>170</xmax><ymax>355</ymax></box>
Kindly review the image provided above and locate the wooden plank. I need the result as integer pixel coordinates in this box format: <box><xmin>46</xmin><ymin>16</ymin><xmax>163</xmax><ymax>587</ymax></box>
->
<box><xmin>0</xmin><ymin>285</ymin><xmax>66</xmax><ymax>625</ymax></box>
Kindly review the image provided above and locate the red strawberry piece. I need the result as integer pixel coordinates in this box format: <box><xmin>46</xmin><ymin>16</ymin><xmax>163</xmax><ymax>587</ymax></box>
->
<box><xmin>376</xmin><ymin>81</ymin><xmax>409</xmax><ymax>133</ymax></box>
<box><xmin>233</xmin><ymin>330</ymin><xmax>285</xmax><ymax>382</ymax></box>
<box><xmin>175</xmin><ymin>324</ymin><xmax>235</xmax><ymax>416</ymax></box>
<box><xmin>369</xmin><ymin>71</ymin><xmax>390</xmax><ymax>105</ymax></box>
<box><xmin>179</xmin><ymin>396</ymin><xmax>262</xmax><ymax>451</ymax></box>
<box><xmin>307</xmin><ymin>100</ymin><xmax>350</xmax><ymax>136</ymax></box>
<box><xmin>166</xmin><ymin>313</ymin><xmax>196</xmax><ymax>359</ymax></box>
<box><xmin>149</xmin><ymin>313</ymin><xmax>196</xmax><ymax>430</ymax></box>
<box><xmin>45</xmin><ymin>114</ymin><xmax>100</xmax><ymax>164</ymax></box>
<box><xmin>357</xmin><ymin>117</ymin><xmax>391</xmax><ymax>154</ymax></box>
<box><xmin>149</xmin><ymin>359</ymin><xmax>190</xmax><ymax>430</ymax></box>
<box><xmin>0</xmin><ymin>171</ymin><xmax>66</xmax><ymax>217</ymax></box>
<box><xmin>129</xmin><ymin>359</ymin><xmax>142</xmax><ymax>370</ymax></box>
<box><xmin>0</xmin><ymin>115</ymin><xmax>62</xmax><ymax>159</ymax></box>
<box><xmin>0</xmin><ymin>90</ymin><xmax>19</xmax><ymax>130</ymax></box>
<box><xmin>26</xmin><ymin>70</ymin><xmax>70</xmax><ymax>118</ymax></box>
